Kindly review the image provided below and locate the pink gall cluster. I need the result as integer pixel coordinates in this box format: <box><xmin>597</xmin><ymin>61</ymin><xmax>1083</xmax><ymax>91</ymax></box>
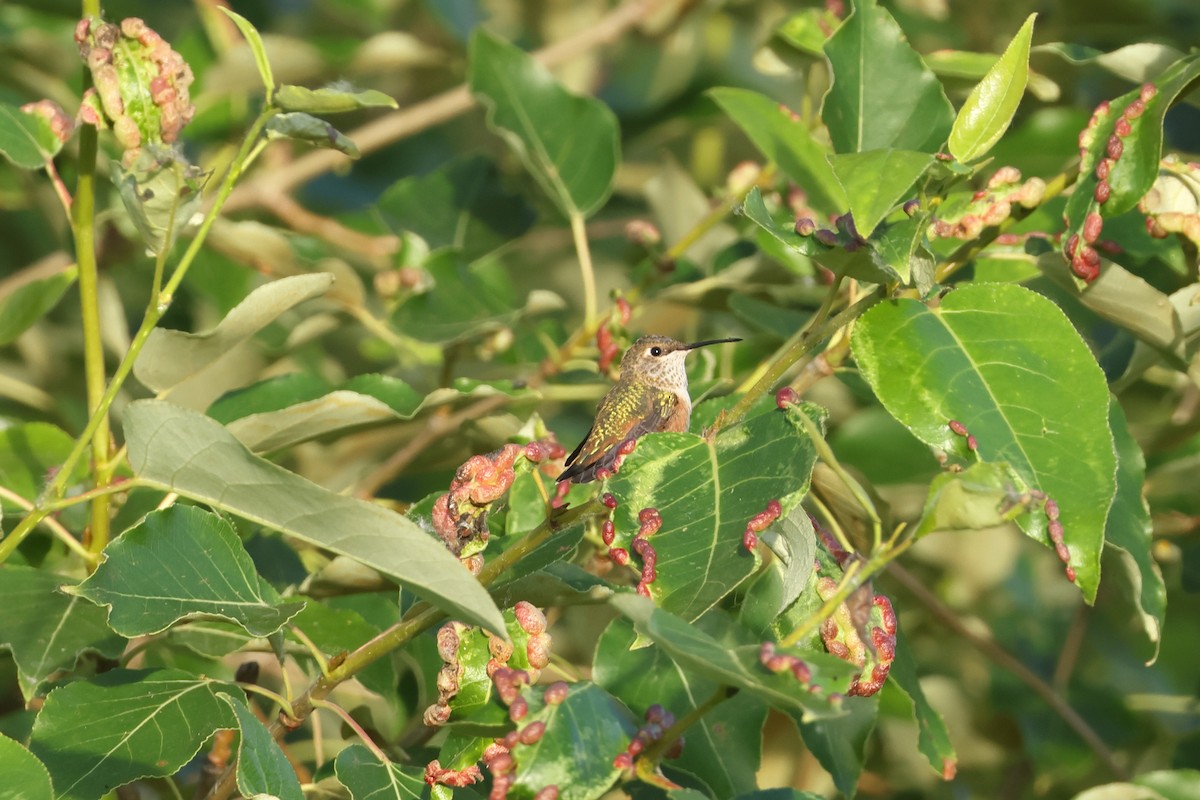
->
<box><xmin>931</xmin><ymin>167</ymin><xmax>1045</xmax><ymax>240</ymax></box>
<box><xmin>613</xmin><ymin>703</ymin><xmax>683</xmax><ymax>771</ymax></box>
<box><xmin>20</xmin><ymin>100</ymin><xmax>74</xmax><ymax>144</ymax></box>
<box><xmin>759</xmin><ymin>641</ymin><xmax>814</xmax><ymax>685</ymax></box>
<box><xmin>1044</xmin><ymin>496</ymin><xmax>1076</xmax><ymax>582</ymax></box>
<box><xmin>742</xmin><ymin>499</ymin><xmax>782</xmax><ymax>551</ymax></box>
<box><xmin>424</xmin><ymin>760</ymin><xmax>482</xmax><ymax>788</ymax></box>
<box><xmin>432</xmin><ymin>444</ymin><xmax>522</xmax><ymax>557</ymax></box>
<box><xmin>817</xmin><ymin>580</ymin><xmax>898</xmax><ymax>697</ymax></box>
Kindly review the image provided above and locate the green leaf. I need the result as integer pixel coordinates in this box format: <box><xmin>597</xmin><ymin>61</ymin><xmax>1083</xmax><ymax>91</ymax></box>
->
<box><xmin>266</xmin><ymin>112</ymin><xmax>360</xmax><ymax>157</ymax></box>
<box><xmin>335</xmin><ymin>744</ymin><xmax>426</xmax><ymax>800</ymax></box>
<box><xmin>468</xmin><ymin>29</ymin><xmax>619</xmax><ymax>218</ymax></box>
<box><xmin>796</xmin><ymin>696</ymin><xmax>878</xmax><ymax>798</ymax></box>
<box><xmin>508</xmin><ymin>682</ymin><xmax>633</xmax><ymax>800</ymax></box>
<box><xmin>610</xmin><ymin>594</ymin><xmax>858</xmax><ymax>721</ymax></box>
<box><xmin>112</xmin><ymin>146</ymin><xmax>206</xmax><ymax>256</ymax></box>
<box><xmin>123</xmin><ymin>399</ymin><xmax>506</xmax><ymax>634</ymax></box>
<box><xmin>595</xmin><ymin>615</ymin><xmax>768</xmax><ymax>796</ymax></box>
<box><xmin>376</xmin><ymin>154</ymin><xmax>537</xmax><ymax>261</ymax></box>
<box><xmin>873</xmin><ymin>212</ymin><xmax>933</xmax><ymax>287</ymax></box>
<box><xmin>914</xmin><ymin>461</ymin><xmax>1025</xmax><ymax>537</ymax></box>
<box><xmin>28</xmin><ymin>669</ymin><xmax>235</xmax><ymax>800</ymax></box>
<box><xmin>742</xmin><ymin>187</ymin><xmax>897</xmax><ymax>284</ymax></box>
<box><xmin>1103</xmin><ymin>399</ymin><xmax>1164</xmax><ymax>663</ymax></box>
<box><xmin>70</xmin><ymin>505</ymin><xmax>305</xmax><ymax>637</ymax></box>
<box><xmin>851</xmin><ymin>283</ymin><xmax>1117</xmax><ymax>601</ymax></box>
<box><xmin>219</xmin><ymin>8</ymin><xmax>275</xmax><ymax>101</ymax></box>
<box><xmin>219</xmin><ymin>694</ymin><xmax>304</xmax><ymax>800</ymax></box>
<box><xmin>1135</xmin><ymin>770</ymin><xmax>1200</xmax><ymax>800</ymax></box>
<box><xmin>0</xmin><ymin>102</ymin><xmax>62</xmax><ymax>169</ymax></box>
<box><xmin>1063</xmin><ymin>53</ymin><xmax>1200</xmax><ymax>274</ymax></box>
<box><xmin>604</xmin><ymin>402</ymin><xmax>820</xmax><ymax>622</ymax></box>
<box><xmin>828</xmin><ymin>149</ymin><xmax>935</xmax><ymax>237</ymax></box>
<box><xmin>888</xmin><ymin>630</ymin><xmax>956</xmax><ymax>779</ymax></box>
<box><xmin>0</xmin><ymin>565</ymin><xmax>126</xmax><ymax>700</ymax></box>
<box><xmin>708</xmin><ymin>87</ymin><xmax>847</xmax><ymax>215</ymax></box>
<box><xmin>0</xmin><ymin>734</ymin><xmax>53</xmax><ymax>800</ymax></box>
<box><xmin>948</xmin><ymin>14</ymin><xmax>1037</xmax><ymax>163</ymax></box>
<box><xmin>0</xmin><ymin>266</ymin><xmax>78</xmax><ymax>346</ymax></box>
<box><xmin>214</xmin><ymin>374</ymin><xmax>533</xmax><ymax>452</ymax></box>
<box><xmin>821</xmin><ymin>0</ymin><xmax>954</xmax><ymax>154</ymax></box>
<box><xmin>391</xmin><ymin>251</ymin><xmax>562</xmax><ymax>344</ymax></box>
<box><xmin>275</xmin><ymin>84</ymin><xmax>397</xmax><ymax>114</ymax></box>
<box><xmin>134</xmin><ymin>273</ymin><xmax>334</xmax><ymax>393</ymax></box>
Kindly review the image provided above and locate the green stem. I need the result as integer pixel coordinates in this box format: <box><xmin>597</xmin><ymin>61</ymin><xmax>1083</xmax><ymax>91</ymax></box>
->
<box><xmin>793</xmin><ymin>409</ymin><xmax>882</xmax><ymax>550</ymax></box>
<box><xmin>72</xmin><ymin>73</ymin><xmax>112</xmax><ymax>561</ymax></box>
<box><xmin>311</xmin><ymin>698</ymin><xmax>391</xmax><ymax>763</ymax></box>
<box><xmin>0</xmin><ymin>106</ymin><xmax>276</xmax><ymax>566</ymax></box>
<box><xmin>723</xmin><ymin>289</ymin><xmax>884</xmax><ymax>430</ymax></box>
<box><xmin>570</xmin><ymin>211</ymin><xmax>598</xmax><ymax>326</ymax></box>
<box><xmin>239</xmin><ymin>682</ymin><xmax>296</xmax><ymax>719</ymax></box>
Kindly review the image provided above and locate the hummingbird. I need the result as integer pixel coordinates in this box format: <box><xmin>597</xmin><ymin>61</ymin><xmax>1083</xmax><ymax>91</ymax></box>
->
<box><xmin>557</xmin><ymin>335</ymin><xmax>742</xmax><ymax>483</ymax></box>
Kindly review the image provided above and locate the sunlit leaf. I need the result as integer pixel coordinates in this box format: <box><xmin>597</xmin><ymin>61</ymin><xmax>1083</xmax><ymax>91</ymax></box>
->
<box><xmin>948</xmin><ymin>14</ymin><xmax>1036</xmax><ymax>163</ymax></box>
<box><xmin>828</xmin><ymin>149</ymin><xmax>935</xmax><ymax>237</ymax></box>
<box><xmin>71</xmin><ymin>505</ymin><xmax>305</xmax><ymax>637</ymax></box>
<box><xmin>708</xmin><ymin>87</ymin><xmax>847</xmax><ymax>215</ymax></box>
<box><xmin>0</xmin><ymin>734</ymin><xmax>53</xmax><ymax>800</ymax></box>
<box><xmin>821</xmin><ymin>0</ymin><xmax>954</xmax><ymax>153</ymax></box>
<box><xmin>852</xmin><ymin>283</ymin><xmax>1117</xmax><ymax>600</ymax></box>
<box><xmin>123</xmin><ymin>399</ymin><xmax>507</xmax><ymax>634</ymax></box>
<box><xmin>888</xmin><ymin>631</ymin><xmax>956</xmax><ymax>779</ymax></box>
<box><xmin>219</xmin><ymin>8</ymin><xmax>275</xmax><ymax>100</ymax></box>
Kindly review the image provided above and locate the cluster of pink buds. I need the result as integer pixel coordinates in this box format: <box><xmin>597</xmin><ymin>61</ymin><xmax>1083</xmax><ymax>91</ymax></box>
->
<box><xmin>75</xmin><ymin>17</ymin><xmax>195</xmax><ymax>164</ymax></box>
<box><xmin>759</xmin><ymin>641</ymin><xmax>816</xmax><ymax>687</ymax></box>
<box><xmin>424</xmin><ymin>760</ymin><xmax>482</xmax><ymax>788</ymax></box>
<box><xmin>592</xmin><ymin>437</ymin><xmax>638</xmax><ymax>482</ymax></box>
<box><xmin>432</xmin><ymin>444</ymin><xmax>522</xmax><ymax>557</ymax></box>
<box><xmin>613</xmin><ymin>704</ymin><xmax>684</xmax><ymax>771</ymax></box>
<box><xmin>424</xmin><ymin>622</ymin><xmax>467</xmax><ymax>726</ymax></box>
<box><xmin>816</xmin><ymin>578</ymin><xmax>898</xmax><ymax>697</ymax></box>
<box><xmin>595</xmin><ymin>298</ymin><xmax>634</xmax><ymax>374</ymax></box>
<box><xmin>484</xmin><ymin>682</ymin><xmax>569</xmax><ymax>800</ymax></box>
<box><xmin>632</xmin><ymin>508</ymin><xmax>662</xmax><ymax>597</ymax></box>
<box><xmin>948</xmin><ymin>419</ymin><xmax>978</xmax><ymax>453</ymax></box>
<box><xmin>931</xmin><ymin>166</ymin><xmax>1045</xmax><ymax>240</ymax></box>
<box><xmin>514</xmin><ymin>601</ymin><xmax>552</xmax><ymax>676</ymax></box>
<box><xmin>1140</xmin><ymin>155</ymin><xmax>1200</xmax><ymax>245</ymax></box>
<box><xmin>1044</xmin><ymin>497</ymin><xmax>1076</xmax><ymax>583</ymax></box>
<box><xmin>743</xmin><ymin>499</ymin><xmax>782</xmax><ymax>551</ymax></box>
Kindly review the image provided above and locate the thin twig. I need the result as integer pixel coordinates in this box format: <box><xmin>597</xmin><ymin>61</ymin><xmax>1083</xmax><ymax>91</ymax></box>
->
<box><xmin>259</xmin><ymin>192</ymin><xmax>400</xmax><ymax>260</ymax></box>
<box><xmin>886</xmin><ymin>562</ymin><xmax>1127</xmax><ymax>780</ymax></box>
<box><xmin>223</xmin><ymin>0</ymin><xmax>663</xmax><ymax>214</ymax></box>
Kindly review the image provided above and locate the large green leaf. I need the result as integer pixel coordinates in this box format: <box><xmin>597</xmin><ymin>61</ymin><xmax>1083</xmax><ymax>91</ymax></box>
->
<box><xmin>123</xmin><ymin>400</ymin><xmax>506</xmax><ymax>635</ymax></box>
<box><xmin>828</xmin><ymin>149</ymin><xmax>935</xmax><ymax>237</ymax></box>
<box><xmin>70</xmin><ymin>505</ymin><xmax>305</xmax><ymax>637</ymax></box>
<box><xmin>611</xmin><ymin>594</ymin><xmax>858</xmax><ymax>721</ymax></box>
<box><xmin>0</xmin><ymin>734</ymin><xmax>52</xmax><ymax>800</ymax></box>
<box><xmin>595</xmin><ymin>615</ymin><xmax>768</xmax><ymax>796</ymax></box>
<box><xmin>220</xmin><ymin>694</ymin><xmax>304</xmax><ymax>800</ymax></box>
<box><xmin>1103</xmin><ymin>400</ymin><xmax>1164</xmax><ymax>663</ymax></box>
<box><xmin>134</xmin><ymin>273</ymin><xmax>334</xmax><ymax>393</ymax></box>
<box><xmin>376</xmin><ymin>154</ymin><xmax>537</xmax><ymax>261</ymax></box>
<box><xmin>468</xmin><ymin>29</ymin><xmax>618</xmax><ymax>218</ymax></box>
<box><xmin>0</xmin><ymin>267</ymin><xmax>78</xmax><ymax>345</ymax></box>
<box><xmin>821</xmin><ymin>0</ymin><xmax>954</xmax><ymax>154</ymax></box>
<box><xmin>948</xmin><ymin>14</ymin><xmax>1037</xmax><ymax>163</ymax></box>
<box><xmin>851</xmin><ymin>283</ymin><xmax>1117</xmax><ymax>600</ymax></box>
<box><xmin>28</xmin><ymin>669</ymin><xmax>235</xmax><ymax>800</ymax></box>
<box><xmin>335</xmin><ymin>744</ymin><xmax>426</xmax><ymax>800</ymax></box>
<box><xmin>604</xmin><ymin>402</ymin><xmax>820</xmax><ymax>622</ymax></box>
<box><xmin>0</xmin><ymin>566</ymin><xmax>126</xmax><ymax>700</ymax></box>
<box><xmin>708</xmin><ymin>87</ymin><xmax>847</xmax><ymax>215</ymax></box>
<box><xmin>0</xmin><ymin>102</ymin><xmax>63</xmax><ymax>169</ymax></box>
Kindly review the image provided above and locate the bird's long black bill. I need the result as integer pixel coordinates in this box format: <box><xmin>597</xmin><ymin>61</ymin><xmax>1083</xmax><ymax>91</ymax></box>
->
<box><xmin>684</xmin><ymin>337</ymin><xmax>742</xmax><ymax>350</ymax></box>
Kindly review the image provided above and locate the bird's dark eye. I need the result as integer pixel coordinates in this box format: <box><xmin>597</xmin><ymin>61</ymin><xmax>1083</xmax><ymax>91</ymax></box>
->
<box><xmin>650</xmin><ymin>346</ymin><xmax>662</xmax><ymax>356</ymax></box>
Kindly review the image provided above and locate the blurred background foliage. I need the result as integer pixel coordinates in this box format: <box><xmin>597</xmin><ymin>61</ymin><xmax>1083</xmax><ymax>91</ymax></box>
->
<box><xmin>2</xmin><ymin>0</ymin><xmax>1200</xmax><ymax>798</ymax></box>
